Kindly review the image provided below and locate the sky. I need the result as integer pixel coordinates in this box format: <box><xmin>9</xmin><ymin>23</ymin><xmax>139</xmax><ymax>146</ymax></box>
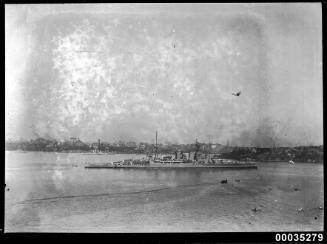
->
<box><xmin>5</xmin><ymin>3</ymin><xmax>322</xmax><ymax>146</ymax></box>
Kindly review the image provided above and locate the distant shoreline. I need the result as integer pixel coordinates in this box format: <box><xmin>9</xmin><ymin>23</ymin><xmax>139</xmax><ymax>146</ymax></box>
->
<box><xmin>5</xmin><ymin>150</ymin><xmax>323</xmax><ymax>164</ymax></box>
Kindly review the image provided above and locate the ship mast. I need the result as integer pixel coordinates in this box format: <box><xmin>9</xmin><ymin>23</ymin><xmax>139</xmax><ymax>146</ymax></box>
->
<box><xmin>194</xmin><ymin>138</ymin><xmax>199</xmax><ymax>161</ymax></box>
<box><xmin>208</xmin><ymin>135</ymin><xmax>211</xmax><ymax>162</ymax></box>
<box><xmin>155</xmin><ymin>131</ymin><xmax>158</xmax><ymax>159</ymax></box>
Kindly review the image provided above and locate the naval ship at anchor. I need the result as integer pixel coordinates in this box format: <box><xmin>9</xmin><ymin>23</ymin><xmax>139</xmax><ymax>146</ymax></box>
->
<box><xmin>85</xmin><ymin>132</ymin><xmax>258</xmax><ymax>169</ymax></box>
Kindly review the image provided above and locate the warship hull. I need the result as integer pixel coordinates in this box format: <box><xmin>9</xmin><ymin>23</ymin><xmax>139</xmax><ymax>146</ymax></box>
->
<box><xmin>85</xmin><ymin>163</ymin><xmax>257</xmax><ymax>169</ymax></box>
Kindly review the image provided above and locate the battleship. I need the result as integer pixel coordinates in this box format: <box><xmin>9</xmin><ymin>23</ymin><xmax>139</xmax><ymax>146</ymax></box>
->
<box><xmin>85</xmin><ymin>132</ymin><xmax>258</xmax><ymax>169</ymax></box>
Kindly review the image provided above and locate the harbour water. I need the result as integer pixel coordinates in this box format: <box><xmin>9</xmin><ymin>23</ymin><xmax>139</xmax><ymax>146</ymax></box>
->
<box><xmin>5</xmin><ymin>151</ymin><xmax>323</xmax><ymax>232</ymax></box>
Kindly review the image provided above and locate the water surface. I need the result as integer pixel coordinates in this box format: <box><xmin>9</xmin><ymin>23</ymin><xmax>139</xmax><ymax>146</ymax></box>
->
<box><xmin>5</xmin><ymin>151</ymin><xmax>324</xmax><ymax>232</ymax></box>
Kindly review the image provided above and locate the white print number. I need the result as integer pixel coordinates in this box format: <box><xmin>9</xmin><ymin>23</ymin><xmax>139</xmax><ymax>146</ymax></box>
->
<box><xmin>275</xmin><ymin>233</ymin><xmax>323</xmax><ymax>242</ymax></box>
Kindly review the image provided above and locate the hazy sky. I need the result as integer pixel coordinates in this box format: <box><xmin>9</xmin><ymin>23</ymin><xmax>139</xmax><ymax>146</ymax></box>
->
<box><xmin>5</xmin><ymin>3</ymin><xmax>322</xmax><ymax>146</ymax></box>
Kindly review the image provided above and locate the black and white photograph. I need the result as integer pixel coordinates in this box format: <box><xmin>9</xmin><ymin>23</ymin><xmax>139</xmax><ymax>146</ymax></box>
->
<box><xmin>5</xmin><ymin>3</ymin><xmax>323</xmax><ymax>233</ymax></box>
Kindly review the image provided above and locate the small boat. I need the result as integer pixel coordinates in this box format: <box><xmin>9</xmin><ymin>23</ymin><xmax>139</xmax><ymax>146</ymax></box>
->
<box><xmin>220</xmin><ymin>179</ymin><xmax>228</xmax><ymax>184</ymax></box>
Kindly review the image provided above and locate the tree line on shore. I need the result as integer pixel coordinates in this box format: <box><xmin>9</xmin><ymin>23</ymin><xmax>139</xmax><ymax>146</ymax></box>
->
<box><xmin>5</xmin><ymin>137</ymin><xmax>323</xmax><ymax>163</ymax></box>
<box><xmin>221</xmin><ymin>146</ymin><xmax>323</xmax><ymax>163</ymax></box>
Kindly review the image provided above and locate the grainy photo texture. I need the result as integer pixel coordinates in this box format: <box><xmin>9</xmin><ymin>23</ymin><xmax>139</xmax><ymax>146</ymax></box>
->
<box><xmin>5</xmin><ymin>3</ymin><xmax>323</xmax><ymax>232</ymax></box>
